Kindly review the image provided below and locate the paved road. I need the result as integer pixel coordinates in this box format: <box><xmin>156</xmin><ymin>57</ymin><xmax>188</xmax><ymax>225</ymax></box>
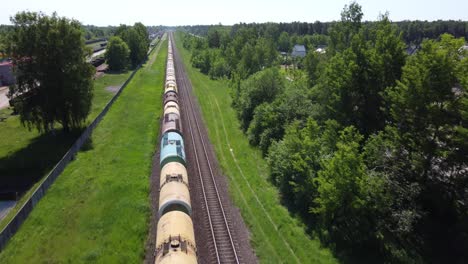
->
<box><xmin>0</xmin><ymin>86</ymin><xmax>10</xmax><ymax>110</ymax></box>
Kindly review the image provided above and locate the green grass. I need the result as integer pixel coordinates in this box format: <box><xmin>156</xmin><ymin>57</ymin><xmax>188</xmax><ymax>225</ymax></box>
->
<box><xmin>0</xmin><ymin>38</ymin><xmax>167</xmax><ymax>263</ymax></box>
<box><xmin>175</xmin><ymin>32</ymin><xmax>338</xmax><ymax>264</ymax></box>
<box><xmin>0</xmin><ymin>70</ymin><xmax>132</xmax><ymax>230</ymax></box>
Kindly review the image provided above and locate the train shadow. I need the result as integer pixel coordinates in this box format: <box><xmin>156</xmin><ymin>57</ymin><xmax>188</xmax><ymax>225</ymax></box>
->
<box><xmin>0</xmin><ymin>128</ymin><xmax>92</xmax><ymax>198</ymax></box>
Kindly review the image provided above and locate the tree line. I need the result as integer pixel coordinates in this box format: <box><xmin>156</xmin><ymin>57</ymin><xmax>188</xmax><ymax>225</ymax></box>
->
<box><xmin>182</xmin><ymin>19</ymin><xmax>468</xmax><ymax>46</ymax></box>
<box><xmin>105</xmin><ymin>23</ymin><xmax>150</xmax><ymax>71</ymax></box>
<box><xmin>182</xmin><ymin>2</ymin><xmax>468</xmax><ymax>263</ymax></box>
<box><xmin>3</xmin><ymin>12</ymin><xmax>150</xmax><ymax>133</ymax></box>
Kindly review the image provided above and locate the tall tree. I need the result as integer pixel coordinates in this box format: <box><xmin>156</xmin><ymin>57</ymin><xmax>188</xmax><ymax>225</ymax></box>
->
<box><xmin>133</xmin><ymin>22</ymin><xmax>150</xmax><ymax>48</ymax></box>
<box><xmin>385</xmin><ymin>34</ymin><xmax>468</xmax><ymax>262</ymax></box>
<box><xmin>278</xmin><ymin>31</ymin><xmax>291</xmax><ymax>52</ymax></box>
<box><xmin>105</xmin><ymin>36</ymin><xmax>130</xmax><ymax>71</ymax></box>
<box><xmin>116</xmin><ymin>23</ymin><xmax>148</xmax><ymax>68</ymax></box>
<box><xmin>207</xmin><ymin>28</ymin><xmax>221</xmax><ymax>48</ymax></box>
<box><xmin>7</xmin><ymin>12</ymin><xmax>95</xmax><ymax>132</ymax></box>
<box><xmin>329</xmin><ymin>1</ymin><xmax>363</xmax><ymax>54</ymax></box>
<box><xmin>233</xmin><ymin>68</ymin><xmax>285</xmax><ymax>131</ymax></box>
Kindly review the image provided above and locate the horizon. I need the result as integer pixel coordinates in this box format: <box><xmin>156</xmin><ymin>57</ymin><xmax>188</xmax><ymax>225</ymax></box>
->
<box><xmin>1</xmin><ymin>0</ymin><xmax>468</xmax><ymax>27</ymax></box>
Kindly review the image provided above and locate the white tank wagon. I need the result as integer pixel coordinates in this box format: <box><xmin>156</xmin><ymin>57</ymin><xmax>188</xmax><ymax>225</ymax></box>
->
<box><xmin>155</xmin><ymin>211</ymin><xmax>197</xmax><ymax>264</ymax></box>
<box><xmin>158</xmin><ymin>162</ymin><xmax>191</xmax><ymax>217</ymax></box>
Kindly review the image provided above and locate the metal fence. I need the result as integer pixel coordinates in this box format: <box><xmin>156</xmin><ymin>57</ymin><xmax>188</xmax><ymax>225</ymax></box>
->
<box><xmin>0</xmin><ymin>39</ymin><xmax>161</xmax><ymax>250</ymax></box>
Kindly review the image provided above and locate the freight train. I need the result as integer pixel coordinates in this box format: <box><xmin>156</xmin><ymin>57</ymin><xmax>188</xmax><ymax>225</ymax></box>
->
<box><xmin>154</xmin><ymin>36</ymin><xmax>198</xmax><ymax>264</ymax></box>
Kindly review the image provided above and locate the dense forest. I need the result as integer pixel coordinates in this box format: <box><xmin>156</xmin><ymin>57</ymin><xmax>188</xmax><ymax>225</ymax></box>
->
<box><xmin>181</xmin><ymin>19</ymin><xmax>468</xmax><ymax>45</ymax></box>
<box><xmin>181</xmin><ymin>3</ymin><xmax>468</xmax><ymax>263</ymax></box>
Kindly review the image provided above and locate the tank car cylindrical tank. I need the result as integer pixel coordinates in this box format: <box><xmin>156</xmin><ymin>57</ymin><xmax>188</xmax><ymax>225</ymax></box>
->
<box><xmin>160</xmin><ymin>132</ymin><xmax>186</xmax><ymax>168</ymax></box>
<box><xmin>158</xmin><ymin>162</ymin><xmax>191</xmax><ymax>217</ymax></box>
<box><xmin>161</xmin><ymin>111</ymin><xmax>181</xmax><ymax>135</ymax></box>
<box><xmin>163</xmin><ymin>91</ymin><xmax>178</xmax><ymax>106</ymax></box>
<box><xmin>155</xmin><ymin>211</ymin><xmax>197</xmax><ymax>264</ymax></box>
<box><xmin>164</xmin><ymin>102</ymin><xmax>180</xmax><ymax>115</ymax></box>
<box><xmin>164</xmin><ymin>101</ymin><xmax>179</xmax><ymax>112</ymax></box>
<box><xmin>164</xmin><ymin>86</ymin><xmax>177</xmax><ymax>95</ymax></box>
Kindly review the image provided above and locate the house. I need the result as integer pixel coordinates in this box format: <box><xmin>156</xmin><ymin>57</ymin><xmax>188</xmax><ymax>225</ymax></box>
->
<box><xmin>0</xmin><ymin>61</ymin><xmax>14</xmax><ymax>86</ymax></box>
<box><xmin>291</xmin><ymin>45</ymin><xmax>306</xmax><ymax>58</ymax></box>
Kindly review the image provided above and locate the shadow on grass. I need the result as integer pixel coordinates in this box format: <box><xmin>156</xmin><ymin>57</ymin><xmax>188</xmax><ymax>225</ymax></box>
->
<box><xmin>0</xmin><ymin>128</ymin><xmax>93</xmax><ymax>197</ymax></box>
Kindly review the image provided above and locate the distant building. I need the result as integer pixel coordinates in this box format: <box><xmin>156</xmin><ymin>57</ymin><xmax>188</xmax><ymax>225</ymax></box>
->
<box><xmin>291</xmin><ymin>45</ymin><xmax>306</xmax><ymax>58</ymax></box>
<box><xmin>315</xmin><ymin>45</ymin><xmax>327</xmax><ymax>54</ymax></box>
<box><xmin>0</xmin><ymin>61</ymin><xmax>14</xmax><ymax>86</ymax></box>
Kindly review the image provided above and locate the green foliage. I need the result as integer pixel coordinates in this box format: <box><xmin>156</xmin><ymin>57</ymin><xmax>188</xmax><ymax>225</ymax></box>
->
<box><xmin>278</xmin><ymin>31</ymin><xmax>291</xmax><ymax>52</ymax></box>
<box><xmin>314</xmin><ymin>127</ymin><xmax>390</xmax><ymax>256</ymax></box>
<box><xmin>315</xmin><ymin>13</ymin><xmax>406</xmax><ymax>135</ymax></box>
<box><xmin>232</xmin><ymin>68</ymin><xmax>285</xmax><ymax>131</ymax></box>
<box><xmin>115</xmin><ymin>23</ymin><xmax>149</xmax><ymax>68</ymax></box>
<box><xmin>7</xmin><ymin>11</ymin><xmax>95</xmax><ymax>133</ymax></box>
<box><xmin>304</xmin><ymin>50</ymin><xmax>320</xmax><ymax>86</ymax></box>
<box><xmin>207</xmin><ymin>27</ymin><xmax>221</xmax><ymax>48</ymax></box>
<box><xmin>180</xmin><ymin>5</ymin><xmax>468</xmax><ymax>261</ymax></box>
<box><xmin>209</xmin><ymin>54</ymin><xmax>230</xmax><ymax>79</ymax></box>
<box><xmin>247</xmin><ymin>81</ymin><xmax>316</xmax><ymax>154</ymax></box>
<box><xmin>268</xmin><ymin>119</ymin><xmax>340</xmax><ymax>214</ymax></box>
<box><xmin>105</xmin><ymin>36</ymin><xmax>130</xmax><ymax>71</ymax></box>
<box><xmin>329</xmin><ymin>1</ymin><xmax>363</xmax><ymax>54</ymax></box>
<box><xmin>82</xmin><ymin>25</ymin><xmax>115</xmax><ymax>40</ymax></box>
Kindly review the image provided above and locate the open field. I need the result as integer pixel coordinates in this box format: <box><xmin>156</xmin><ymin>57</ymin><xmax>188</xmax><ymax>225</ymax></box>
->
<box><xmin>0</xmin><ymin>71</ymin><xmax>132</xmax><ymax>227</ymax></box>
<box><xmin>174</xmin><ymin>32</ymin><xmax>337</xmax><ymax>263</ymax></box>
<box><xmin>0</xmin><ymin>39</ymin><xmax>166</xmax><ymax>262</ymax></box>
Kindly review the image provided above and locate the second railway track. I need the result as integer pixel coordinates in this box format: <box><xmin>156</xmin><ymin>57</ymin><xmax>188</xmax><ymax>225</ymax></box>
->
<box><xmin>170</xmin><ymin>34</ymin><xmax>242</xmax><ymax>264</ymax></box>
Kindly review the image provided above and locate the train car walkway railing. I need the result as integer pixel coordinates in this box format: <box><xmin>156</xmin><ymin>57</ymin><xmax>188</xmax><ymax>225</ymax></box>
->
<box><xmin>0</xmin><ymin>35</ymin><xmax>163</xmax><ymax>251</ymax></box>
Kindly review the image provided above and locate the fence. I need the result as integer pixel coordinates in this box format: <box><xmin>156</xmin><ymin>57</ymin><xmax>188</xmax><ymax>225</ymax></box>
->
<box><xmin>0</xmin><ymin>36</ymin><xmax>162</xmax><ymax>251</ymax></box>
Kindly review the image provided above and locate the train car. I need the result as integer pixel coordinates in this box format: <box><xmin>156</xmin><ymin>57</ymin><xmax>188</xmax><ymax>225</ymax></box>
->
<box><xmin>165</xmin><ymin>81</ymin><xmax>177</xmax><ymax>93</ymax></box>
<box><xmin>155</xmin><ymin>36</ymin><xmax>198</xmax><ymax>264</ymax></box>
<box><xmin>160</xmin><ymin>131</ymin><xmax>186</xmax><ymax>168</ymax></box>
<box><xmin>158</xmin><ymin>162</ymin><xmax>191</xmax><ymax>217</ymax></box>
<box><xmin>164</xmin><ymin>85</ymin><xmax>177</xmax><ymax>95</ymax></box>
<box><xmin>164</xmin><ymin>91</ymin><xmax>178</xmax><ymax>106</ymax></box>
<box><xmin>164</xmin><ymin>101</ymin><xmax>179</xmax><ymax>112</ymax></box>
<box><xmin>166</xmin><ymin>73</ymin><xmax>176</xmax><ymax>81</ymax></box>
<box><xmin>155</xmin><ymin>211</ymin><xmax>197</xmax><ymax>264</ymax></box>
<box><xmin>161</xmin><ymin>108</ymin><xmax>181</xmax><ymax>135</ymax></box>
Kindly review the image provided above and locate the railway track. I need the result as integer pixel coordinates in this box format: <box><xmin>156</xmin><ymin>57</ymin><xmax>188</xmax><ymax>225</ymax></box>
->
<box><xmin>170</xmin><ymin>35</ymin><xmax>241</xmax><ymax>264</ymax></box>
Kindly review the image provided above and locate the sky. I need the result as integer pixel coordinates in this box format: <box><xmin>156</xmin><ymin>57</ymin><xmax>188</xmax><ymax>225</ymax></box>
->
<box><xmin>1</xmin><ymin>0</ymin><xmax>467</xmax><ymax>26</ymax></box>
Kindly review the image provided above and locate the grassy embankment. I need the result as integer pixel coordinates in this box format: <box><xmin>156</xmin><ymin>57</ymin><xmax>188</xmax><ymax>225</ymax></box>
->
<box><xmin>175</xmin><ymin>32</ymin><xmax>337</xmax><ymax>263</ymax></box>
<box><xmin>0</xmin><ymin>63</ymin><xmax>134</xmax><ymax>230</ymax></box>
<box><xmin>0</xmin><ymin>38</ymin><xmax>167</xmax><ymax>262</ymax></box>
